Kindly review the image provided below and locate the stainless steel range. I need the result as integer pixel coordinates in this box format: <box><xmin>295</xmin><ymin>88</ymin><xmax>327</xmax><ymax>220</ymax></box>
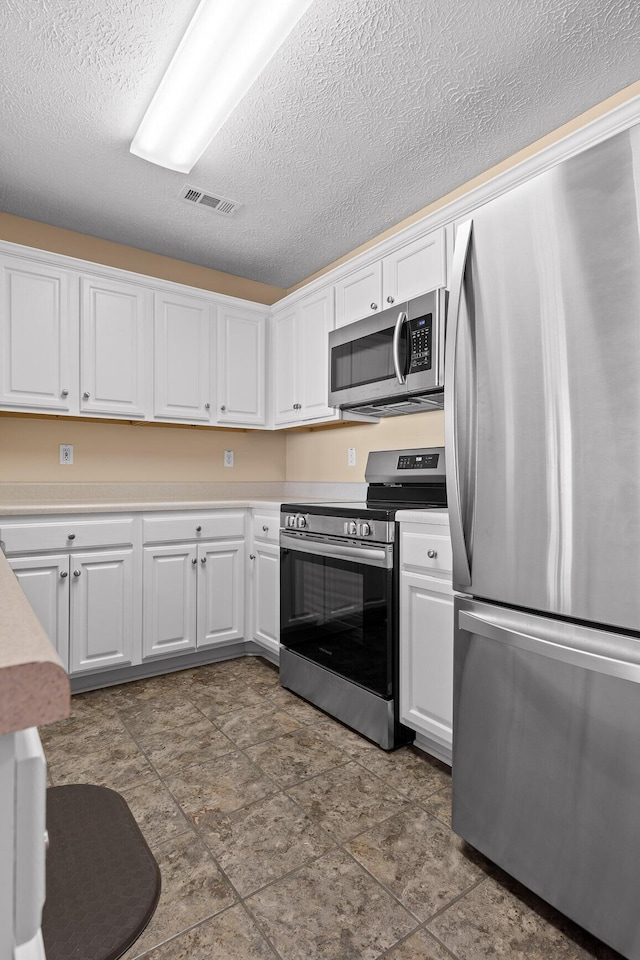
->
<box><xmin>279</xmin><ymin>447</ymin><xmax>447</xmax><ymax>749</ymax></box>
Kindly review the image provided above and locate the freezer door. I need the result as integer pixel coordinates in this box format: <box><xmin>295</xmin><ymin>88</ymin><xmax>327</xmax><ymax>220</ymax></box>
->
<box><xmin>446</xmin><ymin>123</ymin><xmax>640</xmax><ymax>631</ymax></box>
<box><xmin>453</xmin><ymin>595</ymin><xmax>640</xmax><ymax>960</ymax></box>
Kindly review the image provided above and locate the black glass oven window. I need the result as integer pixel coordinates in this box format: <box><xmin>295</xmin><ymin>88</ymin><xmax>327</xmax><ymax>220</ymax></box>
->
<box><xmin>280</xmin><ymin>548</ymin><xmax>393</xmax><ymax>698</ymax></box>
<box><xmin>331</xmin><ymin>326</ymin><xmax>407</xmax><ymax>392</ymax></box>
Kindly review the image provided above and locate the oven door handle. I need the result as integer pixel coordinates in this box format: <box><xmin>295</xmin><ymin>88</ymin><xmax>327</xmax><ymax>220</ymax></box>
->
<box><xmin>280</xmin><ymin>532</ymin><xmax>393</xmax><ymax>569</ymax></box>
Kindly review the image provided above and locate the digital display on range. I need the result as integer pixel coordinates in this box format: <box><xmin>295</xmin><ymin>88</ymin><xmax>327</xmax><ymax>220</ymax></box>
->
<box><xmin>397</xmin><ymin>453</ymin><xmax>439</xmax><ymax>470</ymax></box>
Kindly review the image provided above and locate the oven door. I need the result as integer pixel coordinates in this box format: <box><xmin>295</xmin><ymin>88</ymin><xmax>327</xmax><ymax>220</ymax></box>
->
<box><xmin>280</xmin><ymin>533</ymin><xmax>395</xmax><ymax>698</ymax></box>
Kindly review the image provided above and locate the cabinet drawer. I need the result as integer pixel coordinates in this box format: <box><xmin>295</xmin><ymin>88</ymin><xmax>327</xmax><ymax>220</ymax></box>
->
<box><xmin>401</xmin><ymin>530</ymin><xmax>452</xmax><ymax>575</ymax></box>
<box><xmin>253</xmin><ymin>513</ymin><xmax>279</xmax><ymax>543</ymax></box>
<box><xmin>142</xmin><ymin>511</ymin><xmax>245</xmax><ymax>544</ymax></box>
<box><xmin>0</xmin><ymin>517</ymin><xmax>135</xmax><ymax>554</ymax></box>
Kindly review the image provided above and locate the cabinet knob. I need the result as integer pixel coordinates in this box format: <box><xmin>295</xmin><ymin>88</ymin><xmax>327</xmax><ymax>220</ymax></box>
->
<box><xmin>73</xmin><ymin>569</ymin><xmax>81</xmax><ymax>578</ymax></box>
<box><xmin>191</xmin><ymin>558</ymin><xmax>198</xmax><ymax>565</ymax></box>
<box><xmin>200</xmin><ymin>556</ymin><xmax>207</xmax><ymax>564</ymax></box>
<box><xmin>60</xmin><ymin>570</ymin><xmax>68</xmax><ymax>579</ymax></box>
<box><xmin>83</xmin><ymin>391</ymin><xmax>90</xmax><ymax>399</ymax></box>
<box><xmin>67</xmin><ymin>533</ymin><xmax>76</xmax><ymax>540</ymax></box>
<box><xmin>262</xmin><ymin>525</ymin><xmax>269</xmax><ymax>532</ymax></box>
<box><xmin>61</xmin><ymin>388</ymin><xmax>69</xmax><ymax>398</ymax></box>
<box><xmin>196</xmin><ymin>525</ymin><xmax>202</xmax><ymax>532</ymax></box>
<box><xmin>204</xmin><ymin>402</ymin><xmax>210</xmax><ymax>410</ymax></box>
<box><xmin>220</xmin><ymin>405</ymin><xmax>226</xmax><ymax>412</ymax></box>
<box><xmin>370</xmin><ymin>302</ymin><xmax>378</xmax><ymax>310</ymax></box>
<box><xmin>249</xmin><ymin>554</ymin><xmax>256</xmax><ymax>560</ymax></box>
<box><xmin>427</xmin><ymin>549</ymin><xmax>438</xmax><ymax>559</ymax></box>
<box><xmin>386</xmin><ymin>296</ymin><xmax>395</xmax><ymax>304</ymax></box>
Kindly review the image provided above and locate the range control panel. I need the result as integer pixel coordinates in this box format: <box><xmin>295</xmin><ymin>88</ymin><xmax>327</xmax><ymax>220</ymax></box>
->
<box><xmin>407</xmin><ymin>314</ymin><xmax>432</xmax><ymax>373</ymax></box>
<box><xmin>397</xmin><ymin>452</ymin><xmax>440</xmax><ymax>470</ymax></box>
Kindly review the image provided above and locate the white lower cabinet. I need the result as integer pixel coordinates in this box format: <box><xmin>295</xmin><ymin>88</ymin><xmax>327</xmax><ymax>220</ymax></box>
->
<box><xmin>142</xmin><ymin>525</ymin><xmax>245</xmax><ymax>660</ymax></box>
<box><xmin>9</xmin><ymin>549</ymin><xmax>135</xmax><ymax>675</ymax></box>
<box><xmin>399</xmin><ymin>517</ymin><xmax>454</xmax><ymax>764</ymax></box>
<box><xmin>248</xmin><ymin>510</ymin><xmax>280</xmax><ymax>655</ymax></box>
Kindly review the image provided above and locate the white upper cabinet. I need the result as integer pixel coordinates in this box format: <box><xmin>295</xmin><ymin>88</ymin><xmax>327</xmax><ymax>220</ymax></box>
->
<box><xmin>0</xmin><ymin>256</ymin><xmax>77</xmax><ymax>412</ymax></box>
<box><xmin>216</xmin><ymin>305</ymin><xmax>266</xmax><ymax>426</ymax></box>
<box><xmin>153</xmin><ymin>291</ymin><xmax>214</xmax><ymax>422</ymax></box>
<box><xmin>272</xmin><ymin>306</ymin><xmax>297</xmax><ymax>424</ymax></box>
<box><xmin>80</xmin><ymin>276</ymin><xmax>149</xmax><ymax>418</ymax></box>
<box><xmin>383</xmin><ymin>230</ymin><xmax>447</xmax><ymax>305</ymax></box>
<box><xmin>272</xmin><ymin>286</ymin><xmax>336</xmax><ymax>426</ymax></box>
<box><xmin>335</xmin><ymin>261</ymin><xmax>383</xmax><ymax>328</ymax></box>
<box><xmin>335</xmin><ymin>227</ymin><xmax>446</xmax><ymax>327</ymax></box>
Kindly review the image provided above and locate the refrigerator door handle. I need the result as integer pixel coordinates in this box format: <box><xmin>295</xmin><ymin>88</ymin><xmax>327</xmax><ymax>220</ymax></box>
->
<box><xmin>459</xmin><ymin>609</ymin><xmax>640</xmax><ymax>683</ymax></box>
<box><xmin>445</xmin><ymin>219</ymin><xmax>473</xmax><ymax>588</ymax></box>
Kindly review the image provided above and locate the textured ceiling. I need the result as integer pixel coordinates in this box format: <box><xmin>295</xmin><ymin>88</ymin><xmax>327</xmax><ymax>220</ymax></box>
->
<box><xmin>0</xmin><ymin>0</ymin><xmax>639</xmax><ymax>288</ymax></box>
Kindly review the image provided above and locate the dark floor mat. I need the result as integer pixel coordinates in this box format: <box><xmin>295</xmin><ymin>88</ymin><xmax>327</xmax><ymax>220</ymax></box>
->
<box><xmin>42</xmin><ymin>784</ymin><xmax>161</xmax><ymax>960</ymax></box>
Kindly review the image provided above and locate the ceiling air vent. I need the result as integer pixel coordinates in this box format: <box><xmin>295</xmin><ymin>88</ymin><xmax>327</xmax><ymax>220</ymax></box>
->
<box><xmin>178</xmin><ymin>184</ymin><xmax>242</xmax><ymax>216</ymax></box>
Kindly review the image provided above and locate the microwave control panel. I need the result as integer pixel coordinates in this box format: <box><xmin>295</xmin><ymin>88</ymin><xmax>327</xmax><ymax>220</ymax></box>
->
<box><xmin>408</xmin><ymin>314</ymin><xmax>432</xmax><ymax>372</ymax></box>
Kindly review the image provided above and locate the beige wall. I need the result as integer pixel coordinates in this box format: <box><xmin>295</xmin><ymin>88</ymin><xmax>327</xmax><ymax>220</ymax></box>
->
<box><xmin>0</xmin><ymin>416</ymin><xmax>286</xmax><ymax>483</ymax></box>
<box><xmin>285</xmin><ymin>411</ymin><xmax>444</xmax><ymax>482</ymax></box>
<box><xmin>0</xmin><ymin>213</ymin><xmax>285</xmax><ymax>306</ymax></box>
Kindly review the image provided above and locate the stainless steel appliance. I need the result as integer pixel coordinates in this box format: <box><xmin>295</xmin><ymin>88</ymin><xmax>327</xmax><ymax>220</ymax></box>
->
<box><xmin>279</xmin><ymin>447</ymin><xmax>447</xmax><ymax>749</ymax></box>
<box><xmin>447</xmin><ymin>122</ymin><xmax>640</xmax><ymax>959</ymax></box>
<box><xmin>328</xmin><ymin>290</ymin><xmax>447</xmax><ymax>417</ymax></box>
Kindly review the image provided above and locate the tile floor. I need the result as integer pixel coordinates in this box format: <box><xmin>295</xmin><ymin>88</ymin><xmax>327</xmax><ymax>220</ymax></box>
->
<box><xmin>41</xmin><ymin>656</ymin><xmax>623</xmax><ymax>960</ymax></box>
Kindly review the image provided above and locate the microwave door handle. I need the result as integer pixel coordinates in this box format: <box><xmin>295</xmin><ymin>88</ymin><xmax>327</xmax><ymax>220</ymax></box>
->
<box><xmin>392</xmin><ymin>311</ymin><xmax>407</xmax><ymax>384</ymax></box>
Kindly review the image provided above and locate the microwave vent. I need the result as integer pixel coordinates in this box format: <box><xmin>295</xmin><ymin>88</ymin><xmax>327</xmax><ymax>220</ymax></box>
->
<box><xmin>178</xmin><ymin>185</ymin><xmax>242</xmax><ymax>216</ymax></box>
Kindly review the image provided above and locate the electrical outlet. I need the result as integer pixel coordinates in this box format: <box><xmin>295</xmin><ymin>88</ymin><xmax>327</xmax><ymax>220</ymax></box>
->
<box><xmin>348</xmin><ymin>447</ymin><xmax>356</xmax><ymax>467</ymax></box>
<box><xmin>224</xmin><ymin>449</ymin><xmax>234</xmax><ymax>468</ymax></box>
<box><xmin>59</xmin><ymin>444</ymin><xmax>73</xmax><ymax>465</ymax></box>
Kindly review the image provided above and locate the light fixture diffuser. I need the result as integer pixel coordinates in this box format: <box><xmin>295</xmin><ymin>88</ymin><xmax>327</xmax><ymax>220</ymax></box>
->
<box><xmin>131</xmin><ymin>0</ymin><xmax>314</xmax><ymax>173</ymax></box>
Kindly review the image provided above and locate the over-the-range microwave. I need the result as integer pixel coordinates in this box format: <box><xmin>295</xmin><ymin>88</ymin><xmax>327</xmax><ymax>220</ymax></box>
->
<box><xmin>328</xmin><ymin>289</ymin><xmax>447</xmax><ymax>418</ymax></box>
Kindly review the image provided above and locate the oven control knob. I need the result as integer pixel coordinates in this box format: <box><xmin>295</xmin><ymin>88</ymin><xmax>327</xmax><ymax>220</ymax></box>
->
<box><xmin>359</xmin><ymin>522</ymin><xmax>371</xmax><ymax>537</ymax></box>
<box><xmin>346</xmin><ymin>521</ymin><xmax>358</xmax><ymax>536</ymax></box>
<box><xmin>296</xmin><ymin>516</ymin><xmax>307</xmax><ymax>529</ymax></box>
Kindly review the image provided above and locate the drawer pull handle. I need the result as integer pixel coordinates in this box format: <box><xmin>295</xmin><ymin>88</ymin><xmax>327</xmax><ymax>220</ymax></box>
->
<box><xmin>386</xmin><ymin>296</ymin><xmax>395</xmax><ymax>304</ymax></box>
<box><xmin>200</xmin><ymin>556</ymin><xmax>207</xmax><ymax>564</ymax></box>
<box><xmin>427</xmin><ymin>549</ymin><xmax>438</xmax><ymax>559</ymax></box>
<box><xmin>204</xmin><ymin>402</ymin><xmax>210</xmax><ymax>410</ymax></box>
<box><xmin>262</xmin><ymin>525</ymin><xmax>269</xmax><ymax>532</ymax></box>
<box><xmin>60</xmin><ymin>570</ymin><xmax>68</xmax><ymax>579</ymax></box>
<box><xmin>67</xmin><ymin>533</ymin><xmax>76</xmax><ymax>540</ymax></box>
<box><xmin>61</xmin><ymin>388</ymin><xmax>69</xmax><ymax>398</ymax></box>
<box><xmin>73</xmin><ymin>569</ymin><xmax>81</xmax><ymax>578</ymax></box>
<box><xmin>249</xmin><ymin>554</ymin><xmax>256</xmax><ymax>560</ymax></box>
<box><xmin>370</xmin><ymin>302</ymin><xmax>378</xmax><ymax>311</ymax></box>
<box><xmin>196</xmin><ymin>525</ymin><xmax>202</xmax><ymax>532</ymax></box>
<box><xmin>191</xmin><ymin>558</ymin><xmax>198</xmax><ymax>565</ymax></box>
<box><xmin>83</xmin><ymin>391</ymin><xmax>90</xmax><ymax>400</ymax></box>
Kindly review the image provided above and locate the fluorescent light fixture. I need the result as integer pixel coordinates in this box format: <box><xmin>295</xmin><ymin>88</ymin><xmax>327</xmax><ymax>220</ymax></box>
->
<box><xmin>131</xmin><ymin>0</ymin><xmax>314</xmax><ymax>173</ymax></box>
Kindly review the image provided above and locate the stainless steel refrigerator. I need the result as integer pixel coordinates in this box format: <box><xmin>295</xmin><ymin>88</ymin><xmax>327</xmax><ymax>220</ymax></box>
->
<box><xmin>445</xmin><ymin>121</ymin><xmax>640</xmax><ymax>959</ymax></box>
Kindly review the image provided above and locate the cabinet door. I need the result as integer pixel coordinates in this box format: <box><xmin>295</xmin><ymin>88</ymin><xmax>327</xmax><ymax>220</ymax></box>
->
<box><xmin>251</xmin><ymin>541</ymin><xmax>279</xmax><ymax>652</ymax></box>
<box><xmin>335</xmin><ymin>261</ymin><xmax>382</xmax><ymax>327</ymax></box>
<box><xmin>197</xmin><ymin>541</ymin><xmax>245</xmax><ymax>648</ymax></box>
<box><xmin>298</xmin><ymin>288</ymin><xmax>336</xmax><ymax>421</ymax></box>
<box><xmin>69</xmin><ymin>550</ymin><xmax>134</xmax><ymax>674</ymax></box>
<box><xmin>216</xmin><ymin>307</ymin><xmax>266</xmax><ymax>425</ymax></box>
<box><xmin>10</xmin><ymin>555</ymin><xmax>70</xmax><ymax>670</ymax></box>
<box><xmin>272</xmin><ymin>306</ymin><xmax>298</xmax><ymax>425</ymax></box>
<box><xmin>80</xmin><ymin>276</ymin><xmax>148</xmax><ymax>417</ymax></box>
<box><xmin>154</xmin><ymin>292</ymin><xmax>213</xmax><ymax>422</ymax></box>
<box><xmin>0</xmin><ymin>258</ymin><xmax>76</xmax><ymax>411</ymax></box>
<box><xmin>142</xmin><ymin>545</ymin><xmax>197</xmax><ymax>659</ymax></box>
<box><xmin>382</xmin><ymin>229</ymin><xmax>447</xmax><ymax>304</ymax></box>
<box><xmin>400</xmin><ymin>571</ymin><xmax>454</xmax><ymax>758</ymax></box>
